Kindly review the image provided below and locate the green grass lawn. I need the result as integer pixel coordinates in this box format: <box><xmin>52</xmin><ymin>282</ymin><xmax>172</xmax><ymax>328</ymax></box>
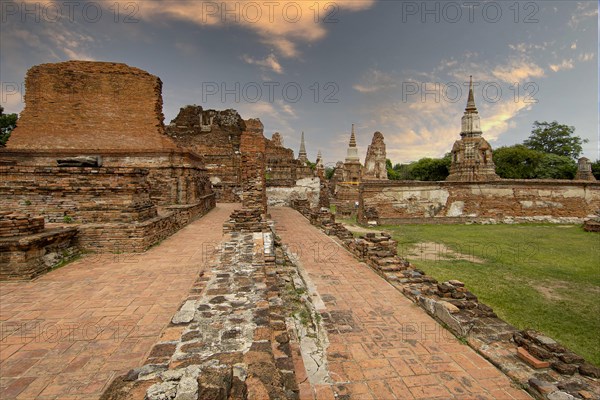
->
<box><xmin>350</xmin><ymin>221</ymin><xmax>600</xmax><ymax>365</ymax></box>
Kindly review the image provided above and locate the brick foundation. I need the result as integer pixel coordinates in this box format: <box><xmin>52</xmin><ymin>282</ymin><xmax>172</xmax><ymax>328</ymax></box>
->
<box><xmin>77</xmin><ymin>194</ymin><xmax>216</xmax><ymax>252</ymax></box>
<box><xmin>0</xmin><ymin>212</ymin><xmax>78</xmax><ymax>280</ymax></box>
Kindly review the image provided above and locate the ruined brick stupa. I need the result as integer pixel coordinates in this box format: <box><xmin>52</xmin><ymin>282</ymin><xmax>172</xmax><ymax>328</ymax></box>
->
<box><xmin>363</xmin><ymin>131</ymin><xmax>388</xmax><ymax>180</ymax></box>
<box><xmin>446</xmin><ymin>76</ymin><xmax>499</xmax><ymax>182</ymax></box>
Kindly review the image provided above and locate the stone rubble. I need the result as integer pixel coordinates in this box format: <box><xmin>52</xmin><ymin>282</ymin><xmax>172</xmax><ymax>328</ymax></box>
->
<box><xmin>102</xmin><ymin>226</ymin><xmax>301</xmax><ymax>400</ymax></box>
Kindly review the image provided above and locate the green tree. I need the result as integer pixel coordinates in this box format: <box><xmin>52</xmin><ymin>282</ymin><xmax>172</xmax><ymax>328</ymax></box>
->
<box><xmin>386</xmin><ymin>159</ymin><xmax>400</xmax><ymax>180</ymax></box>
<box><xmin>325</xmin><ymin>167</ymin><xmax>335</xmax><ymax>180</ymax></box>
<box><xmin>407</xmin><ymin>154</ymin><xmax>451</xmax><ymax>181</ymax></box>
<box><xmin>493</xmin><ymin>145</ymin><xmax>543</xmax><ymax>179</ymax></box>
<box><xmin>534</xmin><ymin>153</ymin><xmax>577</xmax><ymax>179</ymax></box>
<box><xmin>0</xmin><ymin>106</ymin><xmax>18</xmax><ymax>146</ymax></box>
<box><xmin>524</xmin><ymin>121</ymin><xmax>588</xmax><ymax>159</ymax></box>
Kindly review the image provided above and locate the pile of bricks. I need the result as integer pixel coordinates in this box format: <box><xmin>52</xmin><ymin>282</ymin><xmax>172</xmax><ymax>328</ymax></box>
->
<box><xmin>583</xmin><ymin>219</ymin><xmax>600</xmax><ymax>232</ymax></box>
<box><xmin>345</xmin><ymin>232</ymin><xmax>410</xmax><ymax>273</ymax></box>
<box><xmin>290</xmin><ymin>199</ymin><xmax>311</xmax><ymax>216</ymax></box>
<box><xmin>320</xmin><ymin>220</ymin><xmax>353</xmax><ymax>240</ymax></box>
<box><xmin>309</xmin><ymin>208</ymin><xmax>334</xmax><ymax>226</ymax></box>
<box><xmin>223</xmin><ymin>208</ymin><xmax>269</xmax><ymax>234</ymax></box>
<box><xmin>514</xmin><ymin>330</ymin><xmax>600</xmax><ymax>379</ymax></box>
<box><xmin>0</xmin><ymin>212</ymin><xmax>44</xmax><ymax>237</ymax></box>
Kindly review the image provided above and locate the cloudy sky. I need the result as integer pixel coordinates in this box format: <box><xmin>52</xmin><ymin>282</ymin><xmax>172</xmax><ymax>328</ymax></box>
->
<box><xmin>1</xmin><ymin>0</ymin><xmax>598</xmax><ymax>165</ymax></box>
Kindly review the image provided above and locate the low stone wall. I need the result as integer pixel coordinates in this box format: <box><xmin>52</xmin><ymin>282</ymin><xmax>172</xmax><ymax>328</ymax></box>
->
<box><xmin>78</xmin><ymin>194</ymin><xmax>216</xmax><ymax>252</ymax></box>
<box><xmin>294</xmin><ymin>207</ymin><xmax>600</xmax><ymax>400</ymax></box>
<box><xmin>0</xmin><ymin>213</ymin><xmax>78</xmax><ymax>280</ymax></box>
<box><xmin>358</xmin><ymin>180</ymin><xmax>600</xmax><ymax>224</ymax></box>
<box><xmin>0</xmin><ymin>212</ymin><xmax>44</xmax><ymax>237</ymax></box>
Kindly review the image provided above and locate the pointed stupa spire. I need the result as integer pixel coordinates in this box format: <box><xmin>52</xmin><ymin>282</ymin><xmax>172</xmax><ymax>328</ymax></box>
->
<box><xmin>460</xmin><ymin>76</ymin><xmax>483</xmax><ymax>137</ymax></box>
<box><xmin>345</xmin><ymin>124</ymin><xmax>360</xmax><ymax>162</ymax></box>
<box><xmin>349</xmin><ymin>124</ymin><xmax>357</xmax><ymax>147</ymax></box>
<box><xmin>298</xmin><ymin>131</ymin><xmax>308</xmax><ymax>162</ymax></box>
<box><xmin>465</xmin><ymin>75</ymin><xmax>478</xmax><ymax>113</ymax></box>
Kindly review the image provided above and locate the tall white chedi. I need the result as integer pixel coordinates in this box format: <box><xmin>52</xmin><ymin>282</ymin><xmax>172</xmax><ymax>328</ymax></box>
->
<box><xmin>345</xmin><ymin>124</ymin><xmax>360</xmax><ymax>162</ymax></box>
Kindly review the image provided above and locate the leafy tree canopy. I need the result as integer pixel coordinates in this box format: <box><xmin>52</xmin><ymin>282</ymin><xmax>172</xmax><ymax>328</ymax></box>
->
<box><xmin>0</xmin><ymin>106</ymin><xmax>18</xmax><ymax>146</ymax></box>
<box><xmin>524</xmin><ymin>121</ymin><xmax>588</xmax><ymax>159</ymax></box>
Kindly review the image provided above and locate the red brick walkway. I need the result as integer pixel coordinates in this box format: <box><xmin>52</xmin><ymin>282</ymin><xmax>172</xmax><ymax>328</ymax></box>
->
<box><xmin>271</xmin><ymin>208</ymin><xmax>531</xmax><ymax>400</ymax></box>
<box><xmin>0</xmin><ymin>204</ymin><xmax>237</xmax><ymax>399</ymax></box>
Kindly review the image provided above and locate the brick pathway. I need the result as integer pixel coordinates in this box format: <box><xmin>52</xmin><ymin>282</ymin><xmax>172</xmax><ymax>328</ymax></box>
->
<box><xmin>0</xmin><ymin>204</ymin><xmax>237</xmax><ymax>399</ymax></box>
<box><xmin>271</xmin><ymin>207</ymin><xmax>532</xmax><ymax>400</ymax></box>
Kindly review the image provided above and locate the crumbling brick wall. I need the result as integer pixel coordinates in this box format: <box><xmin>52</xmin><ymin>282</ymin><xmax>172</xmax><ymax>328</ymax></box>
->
<box><xmin>240</xmin><ymin>119</ymin><xmax>267</xmax><ymax>213</ymax></box>
<box><xmin>363</xmin><ymin>131</ymin><xmax>388</xmax><ymax>180</ymax></box>
<box><xmin>358</xmin><ymin>180</ymin><xmax>600</xmax><ymax>224</ymax></box>
<box><xmin>0</xmin><ymin>166</ymin><xmax>157</xmax><ymax>223</ymax></box>
<box><xmin>166</xmin><ymin>105</ymin><xmax>245</xmax><ymax>202</ymax></box>
<box><xmin>265</xmin><ymin>133</ymin><xmax>296</xmax><ymax>187</ymax></box>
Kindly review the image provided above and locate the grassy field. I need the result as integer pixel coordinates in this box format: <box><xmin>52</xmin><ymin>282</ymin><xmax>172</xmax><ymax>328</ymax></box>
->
<box><xmin>344</xmin><ymin>220</ymin><xmax>600</xmax><ymax>365</ymax></box>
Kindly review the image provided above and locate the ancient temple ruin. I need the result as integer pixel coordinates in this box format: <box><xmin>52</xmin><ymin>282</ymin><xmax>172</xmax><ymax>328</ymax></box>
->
<box><xmin>0</xmin><ymin>61</ymin><xmax>215</xmax><ymax>278</ymax></box>
<box><xmin>166</xmin><ymin>105</ymin><xmax>245</xmax><ymax>201</ymax></box>
<box><xmin>575</xmin><ymin>157</ymin><xmax>597</xmax><ymax>181</ymax></box>
<box><xmin>447</xmin><ymin>77</ymin><xmax>499</xmax><ymax>182</ymax></box>
<box><xmin>363</xmin><ymin>131</ymin><xmax>388</xmax><ymax>180</ymax></box>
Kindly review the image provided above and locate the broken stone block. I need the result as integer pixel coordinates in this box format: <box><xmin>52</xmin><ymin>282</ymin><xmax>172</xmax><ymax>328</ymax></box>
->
<box><xmin>551</xmin><ymin>361</ymin><xmax>577</xmax><ymax>375</ymax></box>
<box><xmin>547</xmin><ymin>391</ymin><xmax>577</xmax><ymax>400</ymax></box>
<box><xmin>172</xmin><ymin>300</ymin><xmax>198</xmax><ymax>325</ymax></box>
<box><xmin>579</xmin><ymin>363</ymin><xmax>600</xmax><ymax>378</ymax></box>
<box><xmin>174</xmin><ymin>376</ymin><xmax>199</xmax><ymax>400</ymax></box>
<box><xmin>518</xmin><ymin>347</ymin><xmax>550</xmax><ymax>369</ymax></box>
<box><xmin>528</xmin><ymin>378</ymin><xmax>558</xmax><ymax>395</ymax></box>
<box><xmin>146</xmin><ymin>380</ymin><xmax>177</xmax><ymax>400</ymax></box>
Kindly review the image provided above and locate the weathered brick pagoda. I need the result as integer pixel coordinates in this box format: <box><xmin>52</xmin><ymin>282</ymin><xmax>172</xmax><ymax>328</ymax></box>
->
<box><xmin>0</xmin><ymin>61</ymin><xmax>216</xmax><ymax>277</ymax></box>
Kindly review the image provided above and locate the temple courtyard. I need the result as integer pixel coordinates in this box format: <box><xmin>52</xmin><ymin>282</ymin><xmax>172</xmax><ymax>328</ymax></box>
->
<box><xmin>1</xmin><ymin>206</ymin><xmax>533</xmax><ymax>399</ymax></box>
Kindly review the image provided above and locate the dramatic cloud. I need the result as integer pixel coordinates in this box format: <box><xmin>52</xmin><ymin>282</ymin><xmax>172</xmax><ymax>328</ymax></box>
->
<box><xmin>110</xmin><ymin>0</ymin><xmax>375</xmax><ymax>58</ymax></box>
<box><xmin>242</xmin><ymin>53</ymin><xmax>284</xmax><ymax>74</ymax></box>
<box><xmin>491</xmin><ymin>59</ymin><xmax>545</xmax><ymax>83</ymax></box>
<box><xmin>352</xmin><ymin>47</ymin><xmax>547</xmax><ymax>163</ymax></box>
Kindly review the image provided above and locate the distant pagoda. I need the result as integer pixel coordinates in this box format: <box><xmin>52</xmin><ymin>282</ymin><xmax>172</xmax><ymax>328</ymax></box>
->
<box><xmin>446</xmin><ymin>76</ymin><xmax>499</xmax><ymax>182</ymax></box>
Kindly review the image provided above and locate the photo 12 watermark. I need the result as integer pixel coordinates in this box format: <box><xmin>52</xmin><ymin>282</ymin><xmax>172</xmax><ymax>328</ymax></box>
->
<box><xmin>201</xmin><ymin>81</ymin><xmax>340</xmax><ymax>104</ymax></box>
<box><xmin>0</xmin><ymin>1</ymin><xmax>343</xmax><ymax>24</ymax></box>
<box><xmin>1</xmin><ymin>1</ymin><xmax>140</xmax><ymax>23</ymax></box>
<box><xmin>399</xmin><ymin>1</ymin><xmax>540</xmax><ymax>24</ymax></box>
<box><xmin>400</xmin><ymin>80</ymin><xmax>539</xmax><ymax>104</ymax></box>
